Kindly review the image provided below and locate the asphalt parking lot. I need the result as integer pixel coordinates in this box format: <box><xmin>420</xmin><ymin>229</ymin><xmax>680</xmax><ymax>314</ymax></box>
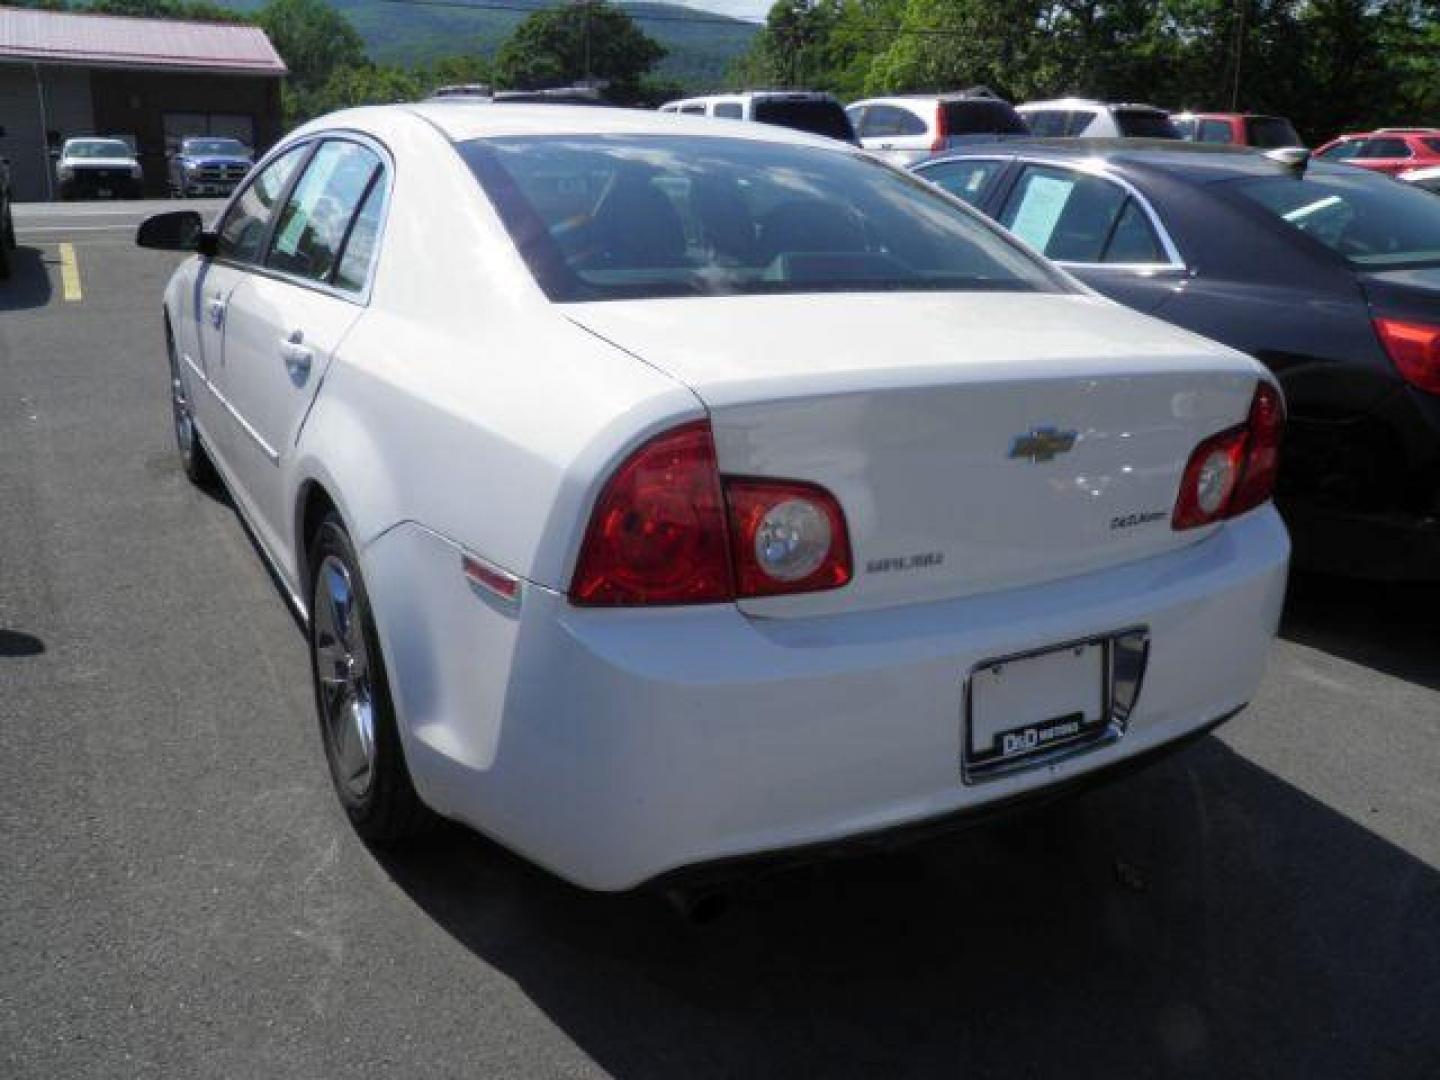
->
<box><xmin>2</xmin><ymin>200</ymin><xmax>1438</xmax><ymax>1079</ymax></box>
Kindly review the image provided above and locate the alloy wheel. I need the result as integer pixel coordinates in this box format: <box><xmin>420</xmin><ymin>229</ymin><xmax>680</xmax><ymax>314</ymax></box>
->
<box><xmin>313</xmin><ymin>555</ymin><xmax>378</xmax><ymax>801</ymax></box>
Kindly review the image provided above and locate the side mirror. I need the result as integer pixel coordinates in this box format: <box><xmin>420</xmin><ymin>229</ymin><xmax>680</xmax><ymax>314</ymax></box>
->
<box><xmin>49</xmin><ymin>148</ymin><xmax>60</xmax><ymax>160</ymax></box>
<box><xmin>137</xmin><ymin>210</ymin><xmax>215</xmax><ymax>255</ymax></box>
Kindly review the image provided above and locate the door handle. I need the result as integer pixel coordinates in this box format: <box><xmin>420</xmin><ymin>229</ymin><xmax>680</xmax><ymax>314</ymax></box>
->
<box><xmin>281</xmin><ymin>330</ymin><xmax>314</xmax><ymax>381</ymax></box>
<box><xmin>207</xmin><ymin>296</ymin><xmax>226</xmax><ymax>328</ymax></box>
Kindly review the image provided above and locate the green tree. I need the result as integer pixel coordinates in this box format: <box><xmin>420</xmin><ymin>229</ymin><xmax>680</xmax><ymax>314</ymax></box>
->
<box><xmin>257</xmin><ymin>0</ymin><xmax>368</xmax><ymax>91</ymax></box>
<box><xmin>494</xmin><ymin>1</ymin><xmax>665</xmax><ymax>102</ymax></box>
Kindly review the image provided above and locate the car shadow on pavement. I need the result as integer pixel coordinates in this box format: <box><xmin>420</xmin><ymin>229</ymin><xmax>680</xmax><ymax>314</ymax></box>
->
<box><xmin>1281</xmin><ymin>571</ymin><xmax>1440</xmax><ymax>692</ymax></box>
<box><xmin>0</xmin><ymin>628</ymin><xmax>45</xmax><ymax>657</ymax></box>
<box><xmin>372</xmin><ymin>736</ymin><xmax>1439</xmax><ymax>1078</ymax></box>
<box><xmin>0</xmin><ymin>247</ymin><xmax>54</xmax><ymax>311</ymax></box>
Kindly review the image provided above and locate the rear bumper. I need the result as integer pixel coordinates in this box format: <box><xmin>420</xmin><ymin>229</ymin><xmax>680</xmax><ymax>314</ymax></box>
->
<box><xmin>366</xmin><ymin>507</ymin><xmax>1290</xmax><ymax>891</ymax></box>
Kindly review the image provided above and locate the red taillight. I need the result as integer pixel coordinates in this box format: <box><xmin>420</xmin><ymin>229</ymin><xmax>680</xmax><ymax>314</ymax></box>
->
<box><xmin>1375</xmin><ymin>317</ymin><xmax>1440</xmax><ymax>395</ymax></box>
<box><xmin>570</xmin><ymin>421</ymin><xmax>852</xmax><ymax>606</ymax></box>
<box><xmin>1173</xmin><ymin>382</ymin><xmax>1286</xmax><ymax>530</ymax></box>
<box><xmin>931</xmin><ymin>104</ymin><xmax>949</xmax><ymax>152</ymax></box>
<box><xmin>1229</xmin><ymin>381</ymin><xmax>1284</xmax><ymax>515</ymax></box>
<box><xmin>725</xmin><ymin>479</ymin><xmax>852</xmax><ymax>598</ymax></box>
<box><xmin>570</xmin><ymin>421</ymin><xmax>732</xmax><ymax>606</ymax></box>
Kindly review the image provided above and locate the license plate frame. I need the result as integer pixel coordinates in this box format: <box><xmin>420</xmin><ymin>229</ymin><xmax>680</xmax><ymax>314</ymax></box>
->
<box><xmin>961</xmin><ymin>627</ymin><xmax>1149</xmax><ymax>784</ymax></box>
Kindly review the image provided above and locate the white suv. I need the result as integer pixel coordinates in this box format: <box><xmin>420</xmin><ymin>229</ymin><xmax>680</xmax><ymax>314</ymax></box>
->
<box><xmin>1017</xmin><ymin>99</ymin><xmax>1179</xmax><ymax>140</ymax></box>
<box><xmin>659</xmin><ymin>91</ymin><xmax>857</xmax><ymax>144</ymax></box>
<box><xmin>847</xmin><ymin>92</ymin><xmax>1029</xmax><ymax>165</ymax></box>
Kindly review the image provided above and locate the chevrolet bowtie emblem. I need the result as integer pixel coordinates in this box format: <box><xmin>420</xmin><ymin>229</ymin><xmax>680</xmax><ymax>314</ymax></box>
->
<box><xmin>1009</xmin><ymin>426</ymin><xmax>1078</xmax><ymax>463</ymax></box>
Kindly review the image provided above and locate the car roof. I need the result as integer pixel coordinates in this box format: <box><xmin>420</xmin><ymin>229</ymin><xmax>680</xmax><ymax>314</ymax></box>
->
<box><xmin>922</xmin><ymin>138</ymin><xmax>1352</xmax><ymax>182</ymax></box>
<box><xmin>1017</xmin><ymin>99</ymin><xmax>1167</xmax><ymax>113</ymax></box>
<box><xmin>319</xmin><ymin>102</ymin><xmax>847</xmax><ymax>151</ymax></box>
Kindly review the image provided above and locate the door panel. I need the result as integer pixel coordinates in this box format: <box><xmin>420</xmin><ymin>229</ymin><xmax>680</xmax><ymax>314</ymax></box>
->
<box><xmin>214</xmin><ymin>278</ymin><xmax>362</xmax><ymax>558</ymax></box>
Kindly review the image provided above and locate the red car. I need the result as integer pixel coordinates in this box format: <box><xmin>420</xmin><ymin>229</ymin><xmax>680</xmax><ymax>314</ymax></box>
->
<box><xmin>1313</xmin><ymin>128</ymin><xmax>1440</xmax><ymax>176</ymax></box>
<box><xmin>1173</xmin><ymin>112</ymin><xmax>1303</xmax><ymax>149</ymax></box>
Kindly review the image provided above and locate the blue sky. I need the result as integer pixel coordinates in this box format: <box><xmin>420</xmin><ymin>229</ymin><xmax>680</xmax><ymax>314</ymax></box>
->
<box><xmin>673</xmin><ymin>0</ymin><xmax>769</xmax><ymax>23</ymax></box>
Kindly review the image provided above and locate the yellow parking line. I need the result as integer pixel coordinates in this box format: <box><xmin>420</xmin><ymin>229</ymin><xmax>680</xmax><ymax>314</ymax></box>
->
<box><xmin>59</xmin><ymin>243</ymin><xmax>82</xmax><ymax>302</ymax></box>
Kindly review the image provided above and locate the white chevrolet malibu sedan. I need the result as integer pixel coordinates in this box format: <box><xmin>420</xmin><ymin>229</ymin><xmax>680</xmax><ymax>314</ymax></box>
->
<box><xmin>138</xmin><ymin>104</ymin><xmax>1289</xmax><ymax>891</ymax></box>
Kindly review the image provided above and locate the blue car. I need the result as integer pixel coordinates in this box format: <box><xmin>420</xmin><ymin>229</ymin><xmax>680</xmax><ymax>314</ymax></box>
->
<box><xmin>167</xmin><ymin>136</ymin><xmax>253</xmax><ymax>198</ymax></box>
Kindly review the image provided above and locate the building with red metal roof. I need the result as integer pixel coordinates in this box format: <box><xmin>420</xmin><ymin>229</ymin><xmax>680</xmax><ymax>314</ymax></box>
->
<box><xmin>0</xmin><ymin>5</ymin><xmax>286</xmax><ymax>199</ymax></box>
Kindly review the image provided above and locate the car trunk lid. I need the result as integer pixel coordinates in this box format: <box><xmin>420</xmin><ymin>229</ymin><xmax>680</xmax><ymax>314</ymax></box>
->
<box><xmin>565</xmin><ymin>292</ymin><xmax>1263</xmax><ymax>616</ymax></box>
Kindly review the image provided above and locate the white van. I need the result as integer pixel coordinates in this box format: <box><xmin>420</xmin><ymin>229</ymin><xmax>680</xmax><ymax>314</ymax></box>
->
<box><xmin>659</xmin><ymin>91</ymin><xmax>857</xmax><ymax>144</ymax></box>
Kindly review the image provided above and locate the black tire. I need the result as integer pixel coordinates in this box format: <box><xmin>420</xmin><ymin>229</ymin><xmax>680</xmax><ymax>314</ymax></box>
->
<box><xmin>308</xmin><ymin>513</ymin><xmax>433</xmax><ymax>842</ymax></box>
<box><xmin>166</xmin><ymin>326</ymin><xmax>216</xmax><ymax>487</ymax></box>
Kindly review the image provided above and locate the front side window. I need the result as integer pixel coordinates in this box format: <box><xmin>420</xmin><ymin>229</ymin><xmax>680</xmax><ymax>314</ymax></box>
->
<box><xmin>266</xmin><ymin>140</ymin><xmax>383</xmax><ymax>285</ymax></box>
<box><xmin>920</xmin><ymin>159</ymin><xmax>1006</xmax><ymax>207</ymax></box>
<box><xmin>461</xmin><ymin>135</ymin><xmax>1065</xmax><ymax>302</ymax></box>
<box><xmin>1230</xmin><ymin>169</ymin><xmax>1440</xmax><ymax>268</ymax></box>
<box><xmin>713</xmin><ymin>103</ymin><xmax>743</xmax><ymax>119</ymax></box>
<box><xmin>999</xmin><ymin>165</ymin><xmax>1166</xmax><ymax>264</ymax></box>
<box><xmin>216</xmin><ymin>143</ymin><xmax>309</xmax><ymax>264</ymax></box>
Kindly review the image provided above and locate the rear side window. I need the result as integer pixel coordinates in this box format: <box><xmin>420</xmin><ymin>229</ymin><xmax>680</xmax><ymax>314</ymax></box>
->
<box><xmin>857</xmin><ymin>104</ymin><xmax>926</xmax><ymax>138</ymax></box>
<box><xmin>1356</xmin><ymin>138</ymin><xmax>1411</xmax><ymax>159</ymax></box>
<box><xmin>713</xmin><ymin>103</ymin><xmax>742</xmax><ymax>119</ymax></box>
<box><xmin>1114</xmin><ymin>110</ymin><xmax>1180</xmax><ymax>139</ymax></box>
<box><xmin>266</xmin><ymin>140</ymin><xmax>384</xmax><ymax>285</ymax></box>
<box><xmin>920</xmin><ymin>159</ymin><xmax>1006</xmax><ymax>207</ymax></box>
<box><xmin>752</xmin><ymin>99</ymin><xmax>856</xmax><ymax>142</ymax></box>
<box><xmin>1246</xmin><ymin>116</ymin><xmax>1302</xmax><ymax>149</ymax></box>
<box><xmin>1197</xmin><ymin>119</ymin><xmax>1234</xmax><ymax>144</ymax></box>
<box><xmin>1000</xmin><ymin>165</ymin><xmax>1166</xmax><ymax>264</ymax></box>
<box><xmin>216</xmin><ymin>144</ymin><xmax>308</xmax><ymax>264</ymax></box>
<box><xmin>333</xmin><ymin>178</ymin><xmax>386</xmax><ymax>293</ymax></box>
<box><xmin>1023</xmin><ymin>110</ymin><xmax>1092</xmax><ymax>138</ymax></box>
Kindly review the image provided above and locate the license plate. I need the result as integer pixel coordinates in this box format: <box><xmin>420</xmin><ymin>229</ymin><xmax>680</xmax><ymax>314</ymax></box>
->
<box><xmin>965</xmin><ymin>639</ymin><xmax>1109</xmax><ymax>781</ymax></box>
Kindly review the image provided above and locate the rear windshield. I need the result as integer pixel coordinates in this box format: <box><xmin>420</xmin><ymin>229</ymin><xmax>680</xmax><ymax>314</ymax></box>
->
<box><xmin>1231</xmin><ymin>170</ymin><xmax>1440</xmax><ymax>269</ymax></box>
<box><xmin>1246</xmin><ymin>116</ymin><xmax>1302</xmax><ymax>149</ymax></box>
<box><xmin>461</xmin><ymin>135</ymin><xmax>1065</xmax><ymax>302</ymax></box>
<box><xmin>942</xmin><ymin>100</ymin><xmax>1028</xmax><ymax>140</ymax></box>
<box><xmin>1023</xmin><ymin>110</ymin><xmax>1092</xmax><ymax>137</ymax></box>
<box><xmin>1114</xmin><ymin>110</ymin><xmax>1180</xmax><ymax>139</ymax></box>
<box><xmin>751</xmin><ymin>99</ymin><xmax>856</xmax><ymax>143</ymax></box>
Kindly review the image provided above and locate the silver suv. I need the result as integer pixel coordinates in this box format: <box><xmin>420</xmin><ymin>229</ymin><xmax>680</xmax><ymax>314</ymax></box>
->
<box><xmin>659</xmin><ymin>91</ymin><xmax>857</xmax><ymax>144</ymax></box>
<box><xmin>847</xmin><ymin>91</ymin><xmax>1029</xmax><ymax>165</ymax></box>
<box><xmin>1016</xmin><ymin>99</ymin><xmax>1179</xmax><ymax>140</ymax></box>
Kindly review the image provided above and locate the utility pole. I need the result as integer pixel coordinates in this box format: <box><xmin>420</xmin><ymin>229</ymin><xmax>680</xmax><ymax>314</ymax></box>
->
<box><xmin>1229</xmin><ymin>0</ymin><xmax>1246</xmax><ymax>111</ymax></box>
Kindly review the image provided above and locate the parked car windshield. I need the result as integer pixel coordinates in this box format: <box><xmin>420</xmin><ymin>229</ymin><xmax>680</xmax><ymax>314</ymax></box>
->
<box><xmin>751</xmin><ymin>99</ymin><xmax>856</xmax><ymax>143</ymax></box>
<box><xmin>67</xmin><ymin>140</ymin><xmax>132</xmax><ymax>159</ymax></box>
<box><xmin>1231</xmin><ymin>169</ymin><xmax>1440</xmax><ymax>268</ymax></box>
<box><xmin>183</xmin><ymin>138</ymin><xmax>250</xmax><ymax>157</ymax></box>
<box><xmin>461</xmin><ymin>135</ymin><xmax>1065</xmax><ymax>302</ymax></box>
<box><xmin>1246</xmin><ymin>116</ymin><xmax>1302</xmax><ymax>148</ymax></box>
